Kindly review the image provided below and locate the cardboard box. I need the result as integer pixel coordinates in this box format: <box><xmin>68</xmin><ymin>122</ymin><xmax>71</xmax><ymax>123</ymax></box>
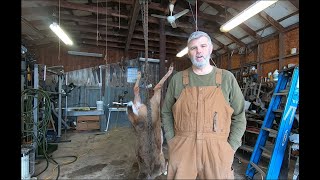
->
<box><xmin>77</xmin><ymin>116</ymin><xmax>100</xmax><ymax>121</ymax></box>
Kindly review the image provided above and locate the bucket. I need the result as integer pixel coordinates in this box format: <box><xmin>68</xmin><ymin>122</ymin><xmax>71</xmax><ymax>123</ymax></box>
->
<box><xmin>291</xmin><ymin>48</ymin><xmax>297</xmax><ymax>54</ymax></box>
<box><xmin>96</xmin><ymin>101</ymin><xmax>104</xmax><ymax>110</ymax></box>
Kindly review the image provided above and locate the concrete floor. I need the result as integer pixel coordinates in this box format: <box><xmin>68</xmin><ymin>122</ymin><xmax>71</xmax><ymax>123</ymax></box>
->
<box><xmin>33</xmin><ymin>126</ymin><xmax>298</xmax><ymax>179</ymax></box>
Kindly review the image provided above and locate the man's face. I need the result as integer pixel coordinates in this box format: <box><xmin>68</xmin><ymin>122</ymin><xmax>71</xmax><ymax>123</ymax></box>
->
<box><xmin>187</xmin><ymin>36</ymin><xmax>213</xmax><ymax>68</ymax></box>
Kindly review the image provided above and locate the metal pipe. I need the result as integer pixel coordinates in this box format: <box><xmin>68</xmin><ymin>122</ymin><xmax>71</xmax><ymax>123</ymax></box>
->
<box><xmin>33</xmin><ymin>64</ymin><xmax>39</xmax><ymax>155</ymax></box>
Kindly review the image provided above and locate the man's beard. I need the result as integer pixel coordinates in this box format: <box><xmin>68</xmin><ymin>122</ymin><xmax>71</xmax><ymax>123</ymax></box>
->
<box><xmin>190</xmin><ymin>55</ymin><xmax>210</xmax><ymax>68</ymax></box>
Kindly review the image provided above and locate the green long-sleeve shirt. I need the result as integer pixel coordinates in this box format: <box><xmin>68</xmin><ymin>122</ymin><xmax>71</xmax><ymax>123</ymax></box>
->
<box><xmin>161</xmin><ymin>66</ymin><xmax>246</xmax><ymax>151</ymax></box>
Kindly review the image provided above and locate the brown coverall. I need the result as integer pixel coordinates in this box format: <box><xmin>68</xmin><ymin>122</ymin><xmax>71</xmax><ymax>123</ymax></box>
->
<box><xmin>167</xmin><ymin>68</ymin><xmax>235</xmax><ymax>179</ymax></box>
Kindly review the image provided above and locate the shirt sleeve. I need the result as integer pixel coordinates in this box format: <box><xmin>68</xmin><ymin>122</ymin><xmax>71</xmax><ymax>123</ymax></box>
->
<box><xmin>161</xmin><ymin>75</ymin><xmax>176</xmax><ymax>142</ymax></box>
<box><xmin>226</xmin><ymin>71</ymin><xmax>247</xmax><ymax>151</ymax></box>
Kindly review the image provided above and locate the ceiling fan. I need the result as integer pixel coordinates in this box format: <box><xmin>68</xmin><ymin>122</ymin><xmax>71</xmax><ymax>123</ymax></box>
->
<box><xmin>151</xmin><ymin>3</ymin><xmax>189</xmax><ymax>28</ymax></box>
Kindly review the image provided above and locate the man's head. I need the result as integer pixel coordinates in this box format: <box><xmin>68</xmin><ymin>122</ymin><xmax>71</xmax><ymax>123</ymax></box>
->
<box><xmin>187</xmin><ymin>31</ymin><xmax>213</xmax><ymax>69</ymax></box>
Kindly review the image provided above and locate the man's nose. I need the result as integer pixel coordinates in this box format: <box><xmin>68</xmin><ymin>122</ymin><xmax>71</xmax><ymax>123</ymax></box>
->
<box><xmin>196</xmin><ymin>49</ymin><xmax>202</xmax><ymax>55</ymax></box>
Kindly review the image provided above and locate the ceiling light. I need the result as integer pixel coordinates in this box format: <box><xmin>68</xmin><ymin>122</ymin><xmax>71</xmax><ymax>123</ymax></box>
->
<box><xmin>68</xmin><ymin>51</ymin><xmax>103</xmax><ymax>57</ymax></box>
<box><xmin>220</xmin><ymin>0</ymin><xmax>278</xmax><ymax>32</ymax></box>
<box><xmin>49</xmin><ymin>22</ymin><xmax>73</xmax><ymax>45</ymax></box>
<box><xmin>176</xmin><ymin>47</ymin><xmax>188</xmax><ymax>57</ymax></box>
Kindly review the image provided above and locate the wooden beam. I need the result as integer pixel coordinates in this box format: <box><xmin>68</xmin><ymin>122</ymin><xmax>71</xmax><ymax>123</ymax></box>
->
<box><xmin>278</xmin><ymin>32</ymin><xmax>284</xmax><ymax>70</ymax></box>
<box><xmin>224</xmin><ymin>33</ymin><xmax>246</xmax><ymax>47</ymax></box>
<box><xmin>21</xmin><ymin>17</ymin><xmax>45</xmax><ymax>39</ymax></box>
<box><xmin>159</xmin><ymin>19</ymin><xmax>166</xmax><ymax>101</ymax></box>
<box><xmin>239</xmin><ymin>24</ymin><xmax>261</xmax><ymax>39</ymax></box>
<box><xmin>78</xmin><ymin>34</ymin><xmax>177</xmax><ymax>50</ymax></box>
<box><xmin>60</xmin><ymin>14</ymin><xmax>128</xmax><ymax>29</ymax></box>
<box><xmin>62</xmin><ymin>24</ymin><xmax>186</xmax><ymax>44</ymax></box>
<box><xmin>125</xmin><ymin>0</ymin><xmax>140</xmax><ymax>54</ymax></box>
<box><xmin>259</xmin><ymin>11</ymin><xmax>285</xmax><ymax>32</ymax></box>
<box><xmin>148</xmin><ymin>2</ymin><xmax>167</xmax><ymax>12</ymax></box>
<box><xmin>79</xmin><ymin>34</ymin><xmax>124</xmax><ymax>43</ymax></box>
<box><xmin>288</xmin><ymin>0</ymin><xmax>299</xmax><ymax>9</ymax></box>
<box><xmin>202</xmin><ymin>0</ymin><xmax>253</xmax><ymax>11</ymax></box>
<box><xmin>211</xmin><ymin>38</ymin><xmax>229</xmax><ymax>51</ymax></box>
<box><xmin>214</xmin><ymin>5</ymin><xmax>261</xmax><ymax>40</ymax></box>
<box><xmin>30</xmin><ymin>0</ymin><xmax>129</xmax><ymax>19</ymax></box>
<box><xmin>173</xmin><ymin>3</ymin><xmax>225</xmax><ymax>23</ymax></box>
<box><xmin>165</xmin><ymin>31</ymin><xmax>189</xmax><ymax>38</ymax></box>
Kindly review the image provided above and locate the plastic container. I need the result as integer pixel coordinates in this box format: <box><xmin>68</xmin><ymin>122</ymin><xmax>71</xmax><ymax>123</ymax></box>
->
<box><xmin>273</xmin><ymin>69</ymin><xmax>279</xmax><ymax>81</ymax></box>
<box><xmin>96</xmin><ymin>101</ymin><xmax>104</xmax><ymax>110</ymax></box>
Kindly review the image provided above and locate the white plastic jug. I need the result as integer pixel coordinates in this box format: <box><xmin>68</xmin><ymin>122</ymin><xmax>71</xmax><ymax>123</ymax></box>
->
<box><xmin>273</xmin><ymin>69</ymin><xmax>279</xmax><ymax>81</ymax></box>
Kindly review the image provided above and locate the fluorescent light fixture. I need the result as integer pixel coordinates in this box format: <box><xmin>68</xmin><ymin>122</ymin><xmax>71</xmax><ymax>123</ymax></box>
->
<box><xmin>176</xmin><ymin>47</ymin><xmax>188</xmax><ymax>57</ymax></box>
<box><xmin>220</xmin><ymin>0</ymin><xmax>278</xmax><ymax>32</ymax></box>
<box><xmin>68</xmin><ymin>51</ymin><xmax>103</xmax><ymax>57</ymax></box>
<box><xmin>49</xmin><ymin>22</ymin><xmax>73</xmax><ymax>45</ymax></box>
<box><xmin>139</xmin><ymin>57</ymin><xmax>160</xmax><ymax>63</ymax></box>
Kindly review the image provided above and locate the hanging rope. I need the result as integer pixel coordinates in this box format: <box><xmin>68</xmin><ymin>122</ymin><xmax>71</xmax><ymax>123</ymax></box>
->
<box><xmin>104</xmin><ymin>1</ymin><xmax>108</xmax><ymax>65</ymax></box>
<box><xmin>96</xmin><ymin>0</ymin><xmax>99</xmax><ymax>46</ymax></box>
<box><xmin>58</xmin><ymin>0</ymin><xmax>61</xmax><ymax>61</ymax></box>
<box><xmin>119</xmin><ymin>0</ymin><xmax>121</xmax><ymax>29</ymax></box>
<box><xmin>195</xmin><ymin>0</ymin><xmax>198</xmax><ymax>31</ymax></box>
<box><xmin>141</xmin><ymin>0</ymin><xmax>150</xmax><ymax>102</ymax></box>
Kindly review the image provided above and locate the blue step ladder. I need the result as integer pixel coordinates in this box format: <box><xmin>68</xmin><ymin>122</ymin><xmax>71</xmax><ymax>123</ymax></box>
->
<box><xmin>245</xmin><ymin>66</ymin><xmax>299</xmax><ymax>179</ymax></box>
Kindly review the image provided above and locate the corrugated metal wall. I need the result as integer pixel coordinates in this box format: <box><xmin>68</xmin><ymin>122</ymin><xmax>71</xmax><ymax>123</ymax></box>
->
<box><xmin>61</xmin><ymin>58</ymin><xmax>160</xmax><ymax>130</ymax></box>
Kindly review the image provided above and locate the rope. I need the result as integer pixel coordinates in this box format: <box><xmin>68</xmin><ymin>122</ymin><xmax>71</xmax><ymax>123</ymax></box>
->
<box><xmin>104</xmin><ymin>1</ymin><xmax>108</xmax><ymax>65</ymax></box>
<box><xmin>195</xmin><ymin>0</ymin><xmax>198</xmax><ymax>31</ymax></box>
<box><xmin>58</xmin><ymin>0</ymin><xmax>60</xmax><ymax>61</ymax></box>
<box><xmin>119</xmin><ymin>0</ymin><xmax>121</xmax><ymax>29</ymax></box>
<box><xmin>96</xmin><ymin>0</ymin><xmax>99</xmax><ymax>46</ymax></box>
<box><xmin>141</xmin><ymin>0</ymin><xmax>150</xmax><ymax>103</ymax></box>
<box><xmin>188</xmin><ymin>2</ymin><xmax>196</xmax><ymax>31</ymax></box>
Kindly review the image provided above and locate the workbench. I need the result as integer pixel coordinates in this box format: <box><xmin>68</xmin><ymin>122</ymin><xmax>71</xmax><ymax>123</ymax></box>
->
<box><xmin>66</xmin><ymin>109</ymin><xmax>106</xmax><ymax>132</ymax></box>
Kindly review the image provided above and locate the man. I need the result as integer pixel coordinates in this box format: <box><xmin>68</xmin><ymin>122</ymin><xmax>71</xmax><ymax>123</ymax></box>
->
<box><xmin>161</xmin><ymin>31</ymin><xmax>246</xmax><ymax>179</ymax></box>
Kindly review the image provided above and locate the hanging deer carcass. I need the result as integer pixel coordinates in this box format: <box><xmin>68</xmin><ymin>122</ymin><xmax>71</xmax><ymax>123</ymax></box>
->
<box><xmin>126</xmin><ymin>64</ymin><xmax>174</xmax><ymax>179</ymax></box>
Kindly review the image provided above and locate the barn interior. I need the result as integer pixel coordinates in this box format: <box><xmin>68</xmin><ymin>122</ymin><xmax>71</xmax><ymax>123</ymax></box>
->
<box><xmin>21</xmin><ymin>0</ymin><xmax>299</xmax><ymax>179</ymax></box>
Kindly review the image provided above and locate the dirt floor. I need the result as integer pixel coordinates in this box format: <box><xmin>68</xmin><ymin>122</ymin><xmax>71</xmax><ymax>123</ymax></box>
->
<box><xmin>33</xmin><ymin>126</ymin><xmax>297</xmax><ymax>179</ymax></box>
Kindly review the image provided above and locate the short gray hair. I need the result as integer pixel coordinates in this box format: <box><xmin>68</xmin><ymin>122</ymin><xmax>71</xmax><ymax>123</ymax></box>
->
<box><xmin>187</xmin><ymin>31</ymin><xmax>212</xmax><ymax>46</ymax></box>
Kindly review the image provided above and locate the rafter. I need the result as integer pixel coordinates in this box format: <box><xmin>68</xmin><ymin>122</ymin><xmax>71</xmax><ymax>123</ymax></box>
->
<box><xmin>259</xmin><ymin>11</ymin><xmax>285</xmax><ymax>32</ymax></box>
<box><xmin>125</xmin><ymin>0</ymin><xmax>140</xmax><ymax>54</ymax></box>
<box><xmin>29</xmin><ymin>0</ymin><xmax>129</xmax><ymax>19</ymax></box>
<box><xmin>224</xmin><ymin>32</ymin><xmax>246</xmax><ymax>47</ymax></box>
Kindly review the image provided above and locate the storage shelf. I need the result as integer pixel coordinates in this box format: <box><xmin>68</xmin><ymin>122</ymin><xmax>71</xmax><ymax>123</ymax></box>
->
<box><xmin>259</xmin><ymin>53</ymin><xmax>299</xmax><ymax>65</ymax></box>
<box><xmin>282</xmin><ymin>52</ymin><xmax>299</xmax><ymax>59</ymax></box>
<box><xmin>239</xmin><ymin>145</ymin><xmax>271</xmax><ymax>159</ymax></box>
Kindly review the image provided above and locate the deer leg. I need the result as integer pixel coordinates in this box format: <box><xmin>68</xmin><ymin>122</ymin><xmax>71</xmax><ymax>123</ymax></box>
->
<box><xmin>153</xmin><ymin>64</ymin><xmax>174</xmax><ymax>91</ymax></box>
<box><xmin>133</xmin><ymin>71</ymin><xmax>142</xmax><ymax>105</ymax></box>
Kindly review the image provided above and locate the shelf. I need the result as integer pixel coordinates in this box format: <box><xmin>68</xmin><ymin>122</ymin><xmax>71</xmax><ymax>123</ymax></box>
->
<box><xmin>282</xmin><ymin>52</ymin><xmax>299</xmax><ymax>59</ymax></box>
<box><xmin>243</xmin><ymin>62</ymin><xmax>258</xmax><ymax>67</ymax></box>
<box><xmin>256</xmin><ymin>53</ymin><xmax>299</xmax><ymax>65</ymax></box>
<box><xmin>242</xmin><ymin>73</ymin><xmax>258</xmax><ymax>77</ymax></box>
<box><xmin>260</xmin><ymin>57</ymin><xmax>279</xmax><ymax>64</ymax></box>
<box><xmin>245</xmin><ymin>127</ymin><xmax>277</xmax><ymax>138</ymax></box>
<box><xmin>239</xmin><ymin>145</ymin><xmax>271</xmax><ymax>159</ymax></box>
